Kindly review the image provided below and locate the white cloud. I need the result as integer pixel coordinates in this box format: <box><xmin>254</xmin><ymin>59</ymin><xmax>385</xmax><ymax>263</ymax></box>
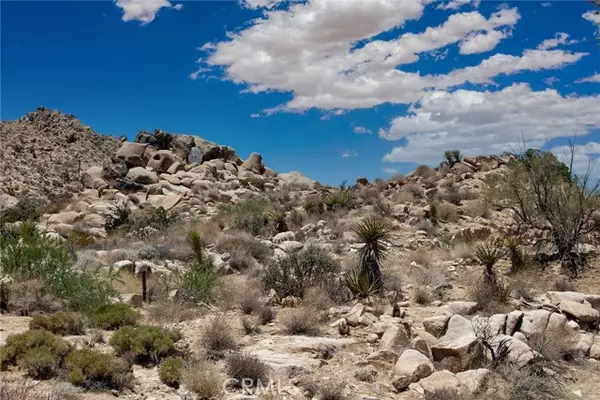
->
<box><xmin>115</xmin><ymin>0</ymin><xmax>175</xmax><ymax>24</ymax></box>
<box><xmin>341</xmin><ymin>149</ymin><xmax>358</xmax><ymax>158</ymax></box>
<box><xmin>541</xmin><ymin>2</ymin><xmax>552</xmax><ymax>7</ymax></box>
<box><xmin>201</xmin><ymin>2</ymin><xmax>524</xmax><ymax>111</ymax></box>
<box><xmin>582</xmin><ymin>10</ymin><xmax>600</xmax><ymax>27</ymax></box>
<box><xmin>241</xmin><ymin>0</ymin><xmax>285</xmax><ymax>9</ymax></box>
<box><xmin>354</xmin><ymin>126</ymin><xmax>373</xmax><ymax>134</ymax></box>
<box><xmin>537</xmin><ymin>32</ymin><xmax>579</xmax><ymax>50</ymax></box>
<box><xmin>382</xmin><ymin>167</ymin><xmax>400</xmax><ymax>175</ymax></box>
<box><xmin>576</xmin><ymin>73</ymin><xmax>600</xmax><ymax>83</ymax></box>
<box><xmin>550</xmin><ymin>142</ymin><xmax>600</xmax><ymax>177</ymax></box>
<box><xmin>543</xmin><ymin>76</ymin><xmax>559</xmax><ymax>86</ymax></box>
<box><xmin>437</xmin><ymin>0</ymin><xmax>480</xmax><ymax>11</ymax></box>
<box><xmin>381</xmin><ymin>83</ymin><xmax>600</xmax><ymax>164</ymax></box>
<box><xmin>250</xmin><ymin>113</ymin><xmax>260</xmax><ymax>118</ymax></box>
<box><xmin>173</xmin><ymin>4</ymin><xmax>183</xmax><ymax>11</ymax></box>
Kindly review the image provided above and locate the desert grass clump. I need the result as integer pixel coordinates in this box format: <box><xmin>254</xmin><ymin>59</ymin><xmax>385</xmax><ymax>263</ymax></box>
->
<box><xmin>262</xmin><ymin>245</ymin><xmax>341</xmax><ymax>299</ymax></box>
<box><xmin>29</xmin><ymin>312</ymin><xmax>85</xmax><ymax>336</ymax></box>
<box><xmin>158</xmin><ymin>356</ymin><xmax>184</xmax><ymax>388</ymax></box>
<box><xmin>467</xmin><ymin>276</ymin><xmax>511</xmax><ymax>315</ymax></box>
<box><xmin>215</xmin><ymin>233</ymin><xmax>270</xmax><ymax>263</ymax></box>
<box><xmin>413</xmin><ymin>165</ymin><xmax>436</xmax><ymax>179</ymax></box>
<box><xmin>552</xmin><ymin>278</ymin><xmax>575</xmax><ymax>292</ymax></box>
<box><xmin>257</xmin><ymin>306</ymin><xmax>275</xmax><ymax>325</ymax></box>
<box><xmin>413</xmin><ymin>286</ymin><xmax>433</xmax><ymax>305</ymax></box>
<box><xmin>109</xmin><ymin>325</ymin><xmax>182</xmax><ymax>364</ymax></box>
<box><xmin>0</xmin><ymin>330</ymin><xmax>71</xmax><ymax>379</ymax></box>
<box><xmin>181</xmin><ymin>360</ymin><xmax>224</xmax><ymax>399</ymax></box>
<box><xmin>281</xmin><ymin>308</ymin><xmax>320</xmax><ymax>336</ymax></box>
<box><xmin>201</xmin><ymin>317</ymin><xmax>238</xmax><ymax>358</ymax></box>
<box><xmin>88</xmin><ymin>303</ymin><xmax>139</xmax><ymax>330</ymax></box>
<box><xmin>226</xmin><ymin>353</ymin><xmax>269</xmax><ymax>388</ymax></box>
<box><xmin>241</xmin><ymin>316</ymin><xmax>261</xmax><ymax>335</ymax></box>
<box><xmin>353</xmin><ymin>216</ymin><xmax>391</xmax><ymax>291</ymax></box>
<box><xmin>64</xmin><ymin>349</ymin><xmax>132</xmax><ymax>390</ymax></box>
<box><xmin>436</xmin><ymin>202</ymin><xmax>460</xmax><ymax>223</ymax></box>
<box><xmin>219</xmin><ymin>198</ymin><xmax>270</xmax><ymax>236</ymax></box>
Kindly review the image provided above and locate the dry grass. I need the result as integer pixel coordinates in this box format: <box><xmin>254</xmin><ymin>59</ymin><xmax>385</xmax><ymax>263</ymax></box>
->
<box><xmin>436</xmin><ymin>202</ymin><xmax>460</xmax><ymax>223</ymax></box>
<box><xmin>0</xmin><ymin>380</ymin><xmax>81</xmax><ymax>400</ymax></box>
<box><xmin>2</xmin><ymin>279</ymin><xmax>63</xmax><ymax>315</ymax></box>
<box><xmin>527</xmin><ymin>329</ymin><xmax>578</xmax><ymax>361</ymax></box>
<box><xmin>147</xmin><ymin>300</ymin><xmax>204</xmax><ymax>325</ymax></box>
<box><xmin>414</xmin><ymin>165</ymin><xmax>436</xmax><ymax>179</ymax></box>
<box><xmin>552</xmin><ymin>278</ymin><xmax>576</xmax><ymax>292</ymax></box>
<box><xmin>214</xmin><ymin>232</ymin><xmax>270</xmax><ymax>263</ymax></box>
<box><xmin>280</xmin><ymin>308</ymin><xmax>321</xmax><ymax>336</ymax></box>
<box><xmin>215</xmin><ymin>276</ymin><xmax>263</xmax><ymax>313</ymax></box>
<box><xmin>201</xmin><ymin>317</ymin><xmax>238</xmax><ymax>357</ymax></box>
<box><xmin>466</xmin><ymin>277</ymin><xmax>512</xmax><ymax>315</ymax></box>
<box><xmin>404</xmin><ymin>183</ymin><xmax>424</xmax><ymax>198</ymax></box>
<box><xmin>181</xmin><ymin>360</ymin><xmax>224</xmax><ymax>399</ymax></box>
<box><xmin>405</xmin><ymin>249</ymin><xmax>434</xmax><ymax>268</ymax></box>
<box><xmin>413</xmin><ymin>286</ymin><xmax>433</xmax><ymax>305</ymax></box>
<box><xmin>225</xmin><ymin>353</ymin><xmax>270</xmax><ymax>387</ymax></box>
<box><xmin>449</xmin><ymin>242</ymin><xmax>475</xmax><ymax>260</ymax></box>
<box><xmin>391</xmin><ymin>189</ymin><xmax>415</xmax><ymax>204</ymax></box>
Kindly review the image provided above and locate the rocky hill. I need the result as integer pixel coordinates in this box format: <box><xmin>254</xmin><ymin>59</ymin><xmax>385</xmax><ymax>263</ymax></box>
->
<box><xmin>1</xmin><ymin>109</ymin><xmax>599</xmax><ymax>400</ymax></box>
<box><xmin>0</xmin><ymin>107</ymin><xmax>121</xmax><ymax>203</ymax></box>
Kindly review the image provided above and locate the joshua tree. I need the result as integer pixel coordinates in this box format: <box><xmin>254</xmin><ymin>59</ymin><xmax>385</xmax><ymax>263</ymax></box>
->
<box><xmin>353</xmin><ymin>216</ymin><xmax>391</xmax><ymax>291</ymax></box>
<box><xmin>444</xmin><ymin>150</ymin><xmax>462</xmax><ymax>167</ymax></box>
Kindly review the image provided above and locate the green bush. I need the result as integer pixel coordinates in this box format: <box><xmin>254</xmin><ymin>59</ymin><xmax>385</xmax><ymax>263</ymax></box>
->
<box><xmin>158</xmin><ymin>356</ymin><xmax>184</xmax><ymax>388</ymax></box>
<box><xmin>262</xmin><ymin>245</ymin><xmax>341</xmax><ymax>298</ymax></box>
<box><xmin>0</xmin><ymin>222</ymin><xmax>115</xmax><ymax>315</ymax></box>
<box><xmin>109</xmin><ymin>325</ymin><xmax>182</xmax><ymax>364</ymax></box>
<box><xmin>1</xmin><ymin>197</ymin><xmax>43</xmax><ymax>224</ymax></box>
<box><xmin>324</xmin><ymin>191</ymin><xmax>351</xmax><ymax>211</ymax></box>
<box><xmin>219</xmin><ymin>198</ymin><xmax>269</xmax><ymax>236</ymax></box>
<box><xmin>444</xmin><ymin>150</ymin><xmax>462</xmax><ymax>167</ymax></box>
<box><xmin>64</xmin><ymin>349</ymin><xmax>131</xmax><ymax>390</ymax></box>
<box><xmin>29</xmin><ymin>312</ymin><xmax>85</xmax><ymax>336</ymax></box>
<box><xmin>88</xmin><ymin>303</ymin><xmax>139</xmax><ymax>330</ymax></box>
<box><xmin>0</xmin><ymin>330</ymin><xmax>71</xmax><ymax>378</ymax></box>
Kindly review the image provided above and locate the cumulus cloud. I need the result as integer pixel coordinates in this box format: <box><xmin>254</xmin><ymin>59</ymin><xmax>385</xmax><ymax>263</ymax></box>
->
<box><xmin>541</xmin><ymin>2</ymin><xmax>552</xmax><ymax>7</ymax></box>
<box><xmin>576</xmin><ymin>73</ymin><xmax>600</xmax><ymax>83</ymax></box>
<box><xmin>354</xmin><ymin>126</ymin><xmax>373</xmax><ymax>134</ymax></box>
<box><xmin>115</xmin><ymin>0</ymin><xmax>178</xmax><ymax>24</ymax></box>
<box><xmin>241</xmin><ymin>0</ymin><xmax>285</xmax><ymax>9</ymax></box>
<box><xmin>341</xmin><ymin>149</ymin><xmax>358</xmax><ymax>158</ymax></box>
<box><xmin>537</xmin><ymin>32</ymin><xmax>579</xmax><ymax>50</ymax></box>
<box><xmin>550</xmin><ymin>142</ymin><xmax>600</xmax><ymax>177</ymax></box>
<box><xmin>582</xmin><ymin>10</ymin><xmax>600</xmax><ymax>27</ymax></box>
<box><xmin>381</xmin><ymin>83</ymin><xmax>600</xmax><ymax>164</ymax></box>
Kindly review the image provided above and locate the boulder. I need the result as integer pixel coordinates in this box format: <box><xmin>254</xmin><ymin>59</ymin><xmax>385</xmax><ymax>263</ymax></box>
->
<box><xmin>345</xmin><ymin>303</ymin><xmax>365</xmax><ymax>326</ymax></box>
<box><xmin>102</xmin><ymin>158</ymin><xmax>128</xmax><ymax>180</ymax></box>
<box><xmin>455</xmin><ymin>368</ymin><xmax>491</xmax><ymax>395</ymax></box>
<box><xmin>146</xmin><ymin>150</ymin><xmax>177</xmax><ymax>173</ymax></box>
<box><xmin>278</xmin><ymin>171</ymin><xmax>315</xmax><ymax>189</ymax></box>
<box><xmin>559</xmin><ymin>299</ymin><xmax>600</xmax><ymax>323</ymax></box>
<box><xmin>393</xmin><ymin>349</ymin><xmax>434</xmax><ymax>390</ymax></box>
<box><xmin>82</xmin><ymin>166</ymin><xmax>105</xmax><ymax>189</ymax></box>
<box><xmin>590</xmin><ymin>337</ymin><xmax>600</xmax><ymax>360</ymax></box>
<box><xmin>187</xmin><ymin>147</ymin><xmax>203</xmax><ymax>164</ymax></box>
<box><xmin>126</xmin><ymin>167</ymin><xmax>159</xmax><ymax>184</ymax></box>
<box><xmin>506</xmin><ymin>310</ymin><xmax>524</xmax><ymax>336</ymax></box>
<box><xmin>272</xmin><ymin>231</ymin><xmax>295</xmax><ymax>244</ymax></box>
<box><xmin>489</xmin><ymin>334</ymin><xmax>538</xmax><ymax>367</ymax></box>
<box><xmin>519</xmin><ymin>310</ymin><xmax>551</xmax><ymax>338</ymax></box>
<box><xmin>379</xmin><ymin>325</ymin><xmax>410</xmax><ymax>352</ymax></box>
<box><xmin>277</xmin><ymin>241</ymin><xmax>304</xmax><ymax>253</ymax></box>
<box><xmin>48</xmin><ymin>211</ymin><xmax>80</xmax><ymax>225</ymax></box>
<box><xmin>171</xmin><ymin>135</ymin><xmax>195</xmax><ymax>161</ymax></box>
<box><xmin>411</xmin><ymin>337</ymin><xmax>432</xmax><ymax>359</ymax></box>
<box><xmin>0</xmin><ymin>194</ymin><xmax>19</xmax><ymax>218</ymax></box>
<box><xmin>115</xmin><ymin>142</ymin><xmax>148</xmax><ymax>168</ymax></box>
<box><xmin>161</xmin><ymin>193</ymin><xmax>182</xmax><ymax>211</ymax></box>
<box><xmin>416</xmin><ymin>371</ymin><xmax>461</xmax><ymax>398</ymax></box>
<box><xmin>439</xmin><ymin>301</ymin><xmax>478</xmax><ymax>316</ymax></box>
<box><xmin>431</xmin><ymin>315</ymin><xmax>483</xmax><ymax>371</ymax></box>
<box><xmin>241</xmin><ymin>152</ymin><xmax>265</xmax><ymax>174</ymax></box>
<box><xmin>423</xmin><ymin>315</ymin><xmax>450</xmax><ymax>338</ymax></box>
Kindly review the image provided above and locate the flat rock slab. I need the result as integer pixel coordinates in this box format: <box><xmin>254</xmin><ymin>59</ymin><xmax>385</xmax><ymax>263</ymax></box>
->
<box><xmin>245</xmin><ymin>335</ymin><xmax>355</xmax><ymax>371</ymax></box>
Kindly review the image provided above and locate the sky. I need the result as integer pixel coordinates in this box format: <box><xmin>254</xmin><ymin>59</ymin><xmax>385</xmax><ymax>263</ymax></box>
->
<box><xmin>1</xmin><ymin>0</ymin><xmax>599</xmax><ymax>185</ymax></box>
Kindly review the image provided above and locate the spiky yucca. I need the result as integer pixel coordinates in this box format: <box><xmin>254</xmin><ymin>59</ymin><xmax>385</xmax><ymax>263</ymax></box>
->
<box><xmin>344</xmin><ymin>268</ymin><xmax>378</xmax><ymax>299</ymax></box>
<box><xmin>353</xmin><ymin>216</ymin><xmax>391</xmax><ymax>291</ymax></box>
<box><xmin>187</xmin><ymin>230</ymin><xmax>204</xmax><ymax>263</ymax></box>
<box><xmin>474</xmin><ymin>242</ymin><xmax>504</xmax><ymax>286</ymax></box>
<box><xmin>504</xmin><ymin>236</ymin><xmax>526</xmax><ymax>274</ymax></box>
<box><xmin>265</xmin><ymin>209</ymin><xmax>288</xmax><ymax>233</ymax></box>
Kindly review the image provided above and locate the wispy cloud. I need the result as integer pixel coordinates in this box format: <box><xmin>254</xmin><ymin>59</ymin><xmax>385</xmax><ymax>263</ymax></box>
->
<box><xmin>115</xmin><ymin>0</ymin><xmax>181</xmax><ymax>24</ymax></box>
<box><xmin>575</xmin><ymin>73</ymin><xmax>600</xmax><ymax>84</ymax></box>
<box><xmin>341</xmin><ymin>149</ymin><xmax>358</xmax><ymax>158</ymax></box>
<box><xmin>353</xmin><ymin>126</ymin><xmax>373</xmax><ymax>135</ymax></box>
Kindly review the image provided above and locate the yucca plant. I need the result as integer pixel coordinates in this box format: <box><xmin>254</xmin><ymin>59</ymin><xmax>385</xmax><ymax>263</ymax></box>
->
<box><xmin>443</xmin><ymin>149</ymin><xmax>462</xmax><ymax>167</ymax></box>
<box><xmin>344</xmin><ymin>268</ymin><xmax>378</xmax><ymax>299</ymax></box>
<box><xmin>265</xmin><ymin>209</ymin><xmax>288</xmax><ymax>233</ymax></box>
<box><xmin>474</xmin><ymin>242</ymin><xmax>504</xmax><ymax>286</ymax></box>
<box><xmin>427</xmin><ymin>202</ymin><xmax>438</xmax><ymax>225</ymax></box>
<box><xmin>325</xmin><ymin>191</ymin><xmax>351</xmax><ymax>211</ymax></box>
<box><xmin>504</xmin><ymin>236</ymin><xmax>526</xmax><ymax>274</ymax></box>
<box><xmin>187</xmin><ymin>230</ymin><xmax>204</xmax><ymax>263</ymax></box>
<box><xmin>353</xmin><ymin>216</ymin><xmax>391</xmax><ymax>291</ymax></box>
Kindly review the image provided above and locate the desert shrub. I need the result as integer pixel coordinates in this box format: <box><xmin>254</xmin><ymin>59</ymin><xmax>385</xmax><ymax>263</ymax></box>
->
<box><xmin>241</xmin><ymin>316</ymin><xmax>261</xmax><ymax>335</ymax></box>
<box><xmin>413</xmin><ymin>218</ymin><xmax>437</xmax><ymax>236</ymax></box>
<box><xmin>324</xmin><ymin>191</ymin><xmax>352</xmax><ymax>211</ymax></box>
<box><xmin>0</xmin><ymin>330</ymin><xmax>71</xmax><ymax>378</ymax></box>
<box><xmin>303</xmin><ymin>287</ymin><xmax>334</xmax><ymax>312</ymax></box>
<box><xmin>180</xmin><ymin>233</ymin><xmax>217</xmax><ymax>304</ymax></box>
<box><xmin>0</xmin><ymin>223</ymin><xmax>115</xmax><ymax>315</ymax></box>
<box><xmin>262</xmin><ymin>245</ymin><xmax>340</xmax><ymax>299</ymax></box>
<box><xmin>147</xmin><ymin>300</ymin><xmax>203</xmax><ymax>325</ymax></box>
<box><xmin>1</xmin><ymin>197</ymin><xmax>43</xmax><ymax>223</ymax></box>
<box><xmin>104</xmin><ymin>202</ymin><xmax>131</xmax><ymax>235</ymax></box>
<box><xmin>504</xmin><ymin>237</ymin><xmax>530</xmax><ymax>274</ymax></box>
<box><xmin>404</xmin><ymin>183</ymin><xmax>424</xmax><ymax>198</ymax></box>
<box><xmin>438</xmin><ymin>185</ymin><xmax>465</xmax><ymax>205</ymax></box>
<box><xmin>303</xmin><ymin>195</ymin><xmax>325</xmax><ymax>215</ymax></box>
<box><xmin>552</xmin><ymin>278</ymin><xmax>575</xmax><ymax>292</ymax></box>
<box><xmin>467</xmin><ymin>277</ymin><xmax>511</xmax><ymax>315</ymax></box>
<box><xmin>475</xmin><ymin>241</ymin><xmax>504</xmax><ymax>285</ymax></box>
<box><xmin>257</xmin><ymin>306</ymin><xmax>275</xmax><ymax>325</ymax></box>
<box><xmin>406</xmin><ymin>248</ymin><xmax>433</xmax><ymax>268</ymax></box>
<box><xmin>229</xmin><ymin>253</ymin><xmax>253</xmax><ymax>270</ymax></box>
<box><xmin>201</xmin><ymin>317</ymin><xmax>238</xmax><ymax>357</ymax></box>
<box><xmin>215</xmin><ymin>233</ymin><xmax>270</xmax><ymax>263</ymax></box>
<box><xmin>265</xmin><ymin>208</ymin><xmax>288</xmax><ymax>233</ymax></box>
<box><xmin>219</xmin><ymin>198</ymin><xmax>270</xmax><ymax>236</ymax></box>
<box><xmin>289</xmin><ymin>208</ymin><xmax>305</xmax><ymax>230</ymax></box>
<box><xmin>158</xmin><ymin>356</ymin><xmax>184</xmax><ymax>388</ymax></box>
<box><xmin>498</xmin><ymin>362</ymin><xmax>565</xmax><ymax>400</ymax></box>
<box><xmin>237</xmin><ymin>287</ymin><xmax>262</xmax><ymax>314</ymax></box>
<box><xmin>281</xmin><ymin>308</ymin><xmax>320</xmax><ymax>336</ymax></box>
<box><xmin>29</xmin><ymin>312</ymin><xmax>85</xmax><ymax>336</ymax></box>
<box><xmin>463</xmin><ymin>199</ymin><xmax>490</xmax><ymax>218</ymax></box>
<box><xmin>64</xmin><ymin>349</ymin><xmax>131</xmax><ymax>390</ymax></box>
<box><xmin>444</xmin><ymin>150</ymin><xmax>462</xmax><ymax>167</ymax></box>
<box><xmin>67</xmin><ymin>230</ymin><xmax>96</xmax><ymax>249</ymax></box>
<box><xmin>436</xmin><ymin>202</ymin><xmax>460</xmax><ymax>223</ymax></box>
<box><xmin>226</xmin><ymin>353</ymin><xmax>269</xmax><ymax>388</ymax></box>
<box><xmin>109</xmin><ymin>325</ymin><xmax>182</xmax><ymax>364</ymax></box>
<box><xmin>413</xmin><ymin>286</ymin><xmax>433</xmax><ymax>305</ymax></box>
<box><xmin>181</xmin><ymin>360</ymin><xmax>223</xmax><ymax>399</ymax></box>
<box><xmin>130</xmin><ymin>207</ymin><xmax>179</xmax><ymax>234</ymax></box>
<box><xmin>527</xmin><ymin>329</ymin><xmax>577</xmax><ymax>362</ymax></box>
<box><xmin>373</xmin><ymin>197</ymin><xmax>392</xmax><ymax>217</ymax></box>
<box><xmin>0</xmin><ymin>279</ymin><xmax>63</xmax><ymax>315</ymax></box>
<box><xmin>414</xmin><ymin>165</ymin><xmax>436</xmax><ymax>179</ymax></box>
<box><xmin>486</xmin><ymin>148</ymin><xmax>600</xmax><ymax>277</ymax></box>
<box><xmin>0</xmin><ymin>380</ymin><xmax>80</xmax><ymax>400</ymax></box>
<box><xmin>353</xmin><ymin>216</ymin><xmax>390</xmax><ymax>291</ymax></box>
<box><xmin>344</xmin><ymin>268</ymin><xmax>378</xmax><ymax>299</ymax></box>
<box><xmin>88</xmin><ymin>303</ymin><xmax>139</xmax><ymax>330</ymax></box>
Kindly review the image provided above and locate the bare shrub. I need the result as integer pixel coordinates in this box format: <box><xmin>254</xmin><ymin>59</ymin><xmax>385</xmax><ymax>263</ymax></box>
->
<box><xmin>281</xmin><ymin>308</ymin><xmax>320</xmax><ymax>336</ymax></box>
<box><xmin>404</xmin><ymin>183</ymin><xmax>424</xmax><ymax>198</ymax></box>
<box><xmin>356</xmin><ymin>187</ymin><xmax>380</xmax><ymax>206</ymax></box>
<box><xmin>215</xmin><ymin>232</ymin><xmax>270</xmax><ymax>263</ymax></box>
<box><xmin>467</xmin><ymin>277</ymin><xmax>511</xmax><ymax>315</ymax></box>
<box><xmin>496</xmin><ymin>363</ymin><xmax>565</xmax><ymax>400</ymax></box>
<box><xmin>527</xmin><ymin>329</ymin><xmax>578</xmax><ymax>361</ymax></box>
<box><xmin>257</xmin><ymin>306</ymin><xmax>275</xmax><ymax>325</ymax></box>
<box><xmin>552</xmin><ymin>278</ymin><xmax>575</xmax><ymax>292</ymax></box>
<box><xmin>201</xmin><ymin>317</ymin><xmax>238</xmax><ymax>357</ymax></box>
<box><xmin>2</xmin><ymin>279</ymin><xmax>63</xmax><ymax>315</ymax></box>
<box><xmin>241</xmin><ymin>317</ymin><xmax>261</xmax><ymax>335</ymax></box>
<box><xmin>413</xmin><ymin>218</ymin><xmax>437</xmax><ymax>236</ymax></box>
<box><xmin>225</xmin><ymin>353</ymin><xmax>269</xmax><ymax>388</ymax></box>
<box><xmin>413</xmin><ymin>286</ymin><xmax>433</xmax><ymax>305</ymax></box>
<box><xmin>181</xmin><ymin>360</ymin><xmax>223</xmax><ymax>399</ymax></box>
<box><xmin>436</xmin><ymin>202</ymin><xmax>460</xmax><ymax>223</ymax></box>
<box><xmin>147</xmin><ymin>301</ymin><xmax>203</xmax><ymax>325</ymax></box>
<box><xmin>0</xmin><ymin>380</ymin><xmax>81</xmax><ymax>400</ymax></box>
<box><xmin>414</xmin><ymin>165</ymin><xmax>436</xmax><ymax>179</ymax></box>
<box><xmin>392</xmin><ymin>189</ymin><xmax>415</xmax><ymax>204</ymax></box>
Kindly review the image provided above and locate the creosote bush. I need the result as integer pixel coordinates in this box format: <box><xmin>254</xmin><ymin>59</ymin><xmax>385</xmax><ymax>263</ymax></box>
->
<box><xmin>0</xmin><ymin>330</ymin><xmax>71</xmax><ymax>379</ymax></box>
<box><xmin>181</xmin><ymin>360</ymin><xmax>223</xmax><ymax>399</ymax></box>
<box><xmin>88</xmin><ymin>303</ymin><xmax>139</xmax><ymax>330</ymax></box>
<box><xmin>201</xmin><ymin>317</ymin><xmax>238</xmax><ymax>358</ymax></box>
<box><xmin>226</xmin><ymin>353</ymin><xmax>269</xmax><ymax>388</ymax></box>
<box><xmin>219</xmin><ymin>198</ymin><xmax>270</xmax><ymax>236</ymax></box>
<box><xmin>29</xmin><ymin>312</ymin><xmax>85</xmax><ymax>336</ymax></box>
<box><xmin>109</xmin><ymin>325</ymin><xmax>182</xmax><ymax>364</ymax></box>
<box><xmin>281</xmin><ymin>308</ymin><xmax>320</xmax><ymax>336</ymax></box>
<box><xmin>262</xmin><ymin>245</ymin><xmax>340</xmax><ymax>299</ymax></box>
<box><xmin>158</xmin><ymin>356</ymin><xmax>184</xmax><ymax>388</ymax></box>
<box><xmin>64</xmin><ymin>349</ymin><xmax>131</xmax><ymax>390</ymax></box>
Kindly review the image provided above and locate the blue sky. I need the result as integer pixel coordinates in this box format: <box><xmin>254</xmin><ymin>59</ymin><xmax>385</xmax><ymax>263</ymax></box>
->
<box><xmin>2</xmin><ymin>0</ymin><xmax>599</xmax><ymax>184</ymax></box>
